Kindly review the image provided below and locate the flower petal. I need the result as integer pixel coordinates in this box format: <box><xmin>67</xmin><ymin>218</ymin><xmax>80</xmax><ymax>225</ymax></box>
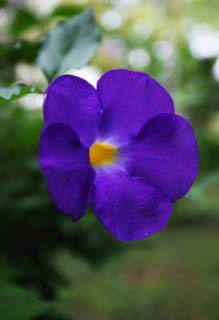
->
<box><xmin>97</xmin><ymin>69</ymin><xmax>174</xmax><ymax>145</ymax></box>
<box><xmin>122</xmin><ymin>113</ymin><xmax>199</xmax><ymax>201</ymax></box>
<box><xmin>39</xmin><ymin>123</ymin><xmax>94</xmax><ymax>221</ymax></box>
<box><xmin>92</xmin><ymin>168</ymin><xmax>172</xmax><ymax>242</ymax></box>
<box><xmin>44</xmin><ymin>75</ymin><xmax>102</xmax><ymax>147</ymax></box>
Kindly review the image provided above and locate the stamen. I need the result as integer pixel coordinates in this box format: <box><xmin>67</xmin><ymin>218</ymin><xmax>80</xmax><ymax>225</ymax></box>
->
<box><xmin>89</xmin><ymin>142</ymin><xmax>118</xmax><ymax>167</ymax></box>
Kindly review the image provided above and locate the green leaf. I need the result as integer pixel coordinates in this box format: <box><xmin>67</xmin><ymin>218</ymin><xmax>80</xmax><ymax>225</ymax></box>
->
<box><xmin>0</xmin><ymin>0</ymin><xmax>7</xmax><ymax>7</ymax></box>
<box><xmin>50</xmin><ymin>4</ymin><xmax>83</xmax><ymax>18</ymax></box>
<box><xmin>0</xmin><ymin>282</ymin><xmax>49</xmax><ymax>320</ymax></box>
<box><xmin>10</xmin><ymin>10</ymin><xmax>39</xmax><ymax>36</ymax></box>
<box><xmin>0</xmin><ymin>84</ymin><xmax>41</xmax><ymax>103</ymax></box>
<box><xmin>37</xmin><ymin>8</ymin><xmax>101</xmax><ymax>82</ymax></box>
<box><xmin>0</xmin><ymin>41</ymin><xmax>40</xmax><ymax>64</ymax></box>
<box><xmin>0</xmin><ymin>41</ymin><xmax>40</xmax><ymax>83</ymax></box>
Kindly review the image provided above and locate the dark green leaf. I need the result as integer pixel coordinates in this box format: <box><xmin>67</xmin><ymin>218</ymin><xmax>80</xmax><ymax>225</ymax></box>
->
<box><xmin>0</xmin><ymin>40</ymin><xmax>40</xmax><ymax>64</ymax></box>
<box><xmin>37</xmin><ymin>8</ymin><xmax>101</xmax><ymax>82</ymax></box>
<box><xmin>0</xmin><ymin>0</ymin><xmax>6</xmax><ymax>7</ymax></box>
<box><xmin>10</xmin><ymin>10</ymin><xmax>39</xmax><ymax>36</ymax></box>
<box><xmin>0</xmin><ymin>282</ymin><xmax>49</xmax><ymax>320</ymax></box>
<box><xmin>0</xmin><ymin>84</ymin><xmax>41</xmax><ymax>103</ymax></box>
<box><xmin>0</xmin><ymin>41</ymin><xmax>40</xmax><ymax>84</ymax></box>
<box><xmin>50</xmin><ymin>4</ymin><xmax>83</xmax><ymax>18</ymax></box>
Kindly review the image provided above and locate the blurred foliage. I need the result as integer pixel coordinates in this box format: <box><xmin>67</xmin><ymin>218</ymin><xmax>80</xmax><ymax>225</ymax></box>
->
<box><xmin>0</xmin><ymin>282</ymin><xmax>50</xmax><ymax>320</ymax></box>
<box><xmin>10</xmin><ymin>10</ymin><xmax>40</xmax><ymax>37</ymax></box>
<box><xmin>0</xmin><ymin>0</ymin><xmax>218</xmax><ymax>319</ymax></box>
<box><xmin>0</xmin><ymin>84</ymin><xmax>41</xmax><ymax>102</ymax></box>
<box><xmin>0</xmin><ymin>41</ymin><xmax>40</xmax><ymax>84</ymax></box>
<box><xmin>53</xmin><ymin>228</ymin><xmax>219</xmax><ymax>320</ymax></box>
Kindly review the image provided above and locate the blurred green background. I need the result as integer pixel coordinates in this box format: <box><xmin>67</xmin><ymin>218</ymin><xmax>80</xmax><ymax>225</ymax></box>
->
<box><xmin>0</xmin><ymin>0</ymin><xmax>219</xmax><ymax>319</ymax></box>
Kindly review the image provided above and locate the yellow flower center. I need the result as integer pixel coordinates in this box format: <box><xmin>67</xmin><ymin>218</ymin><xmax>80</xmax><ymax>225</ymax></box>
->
<box><xmin>89</xmin><ymin>142</ymin><xmax>118</xmax><ymax>168</ymax></box>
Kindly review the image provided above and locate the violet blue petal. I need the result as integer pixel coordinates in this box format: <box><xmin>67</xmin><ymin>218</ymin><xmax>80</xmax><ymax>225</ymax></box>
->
<box><xmin>122</xmin><ymin>113</ymin><xmax>199</xmax><ymax>201</ymax></box>
<box><xmin>44</xmin><ymin>75</ymin><xmax>102</xmax><ymax>147</ymax></box>
<box><xmin>39</xmin><ymin>123</ymin><xmax>94</xmax><ymax>221</ymax></box>
<box><xmin>97</xmin><ymin>69</ymin><xmax>174</xmax><ymax>145</ymax></box>
<box><xmin>92</xmin><ymin>168</ymin><xmax>172</xmax><ymax>242</ymax></box>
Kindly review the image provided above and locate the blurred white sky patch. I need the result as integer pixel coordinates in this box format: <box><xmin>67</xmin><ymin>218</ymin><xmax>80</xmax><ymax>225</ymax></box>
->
<box><xmin>132</xmin><ymin>19</ymin><xmax>154</xmax><ymax>40</ymax></box>
<box><xmin>102</xmin><ymin>37</ymin><xmax>126</xmax><ymax>61</ymax></box>
<box><xmin>0</xmin><ymin>9</ymin><xmax>10</xmax><ymax>28</ymax></box>
<box><xmin>128</xmin><ymin>49</ymin><xmax>150</xmax><ymax>69</ymax></box>
<box><xmin>0</xmin><ymin>8</ymin><xmax>12</xmax><ymax>41</ymax></box>
<box><xmin>18</xmin><ymin>94</ymin><xmax>44</xmax><ymax>109</ymax></box>
<box><xmin>188</xmin><ymin>24</ymin><xmax>219</xmax><ymax>59</ymax></box>
<box><xmin>212</xmin><ymin>57</ymin><xmax>219</xmax><ymax>82</ymax></box>
<box><xmin>15</xmin><ymin>63</ymin><xmax>47</xmax><ymax>86</ymax></box>
<box><xmin>100</xmin><ymin>10</ymin><xmax>123</xmax><ymax>31</ymax></box>
<box><xmin>153</xmin><ymin>41</ymin><xmax>175</xmax><ymax>61</ymax></box>
<box><xmin>68</xmin><ymin>66</ymin><xmax>101</xmax><ymax>88</ymax></box>
<box><xmin>10</xmin><ymin>0</ymin><xmax>62</xmax><ymax>15</ymax></box>
<box><xmin>111</xmin><ymin>0</ymin><xmax>140</xmax><ymax>7</ymax></box>
<box><xmin>29</xmin><ymin>0</ymin><xmax>61</xmax><ymax>15</ymax></box>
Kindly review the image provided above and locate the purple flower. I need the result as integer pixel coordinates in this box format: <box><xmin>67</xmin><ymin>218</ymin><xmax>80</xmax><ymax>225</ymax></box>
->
<box><xmin>39</xmin><ymin>69</ymin><xmax>199</xmax><ymax>242</ymax></box>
